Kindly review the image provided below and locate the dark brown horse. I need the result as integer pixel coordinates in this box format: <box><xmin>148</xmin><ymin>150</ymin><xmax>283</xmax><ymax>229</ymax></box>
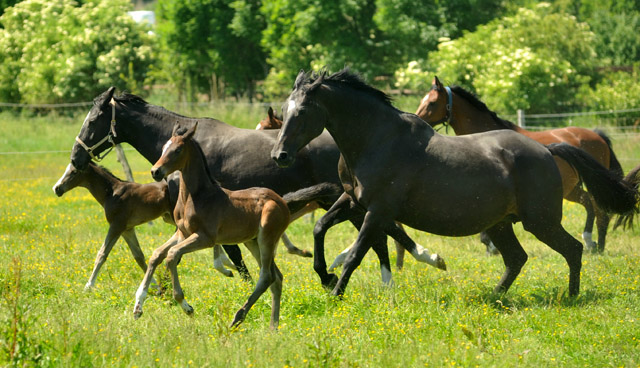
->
<box><xmin>416</xmin><ymin>77</ymin><xmax>624</xmax><ymax>253</ymax></box>
<box><xmin>271</xmin><ymin>68</ymin><xmax>638</xmax><ymax>297</ymax></box>
<box><xmin>67</xmin><ymin>88</ymin><xmax>445</xmax><ymax>287</ymax></box>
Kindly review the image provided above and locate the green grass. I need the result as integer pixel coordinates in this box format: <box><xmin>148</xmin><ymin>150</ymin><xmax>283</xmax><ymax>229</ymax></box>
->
<box><xmin>1</xmin><ymin>108</ymin><xmax>639</xmax><ymax>367</ymax></box>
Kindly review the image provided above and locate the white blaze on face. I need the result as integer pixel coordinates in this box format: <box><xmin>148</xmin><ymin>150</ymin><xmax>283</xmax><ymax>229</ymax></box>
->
<box><xmin>52</xmin><ymin>163</ymin><xmax>75</xmax><ymax>193</ymax></box>
<box><xmin>288</xmin><ymin>99</ymin><xmax>297</xmax><ymax>114</ymax></box>
<box><xmin>161</xmin><ymin>139</ymin><xmax>173</xmax><ymax>157</ymax></box>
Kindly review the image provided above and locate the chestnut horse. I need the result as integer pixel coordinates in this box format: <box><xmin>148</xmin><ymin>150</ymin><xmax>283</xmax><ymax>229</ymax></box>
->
<box><xmin>416</xmin><ymin>77</ymin><xmax>624</xmax><ymax>253</ymax></box>
<box><xmin>271</xmin><ymin>69</ymin><xmax>638</xmax><ymax>297</ymax></box>
<box><xmin>134</xmin><ymin>122</ymin><xmax>293</xmax><ymax>328</ymax></box>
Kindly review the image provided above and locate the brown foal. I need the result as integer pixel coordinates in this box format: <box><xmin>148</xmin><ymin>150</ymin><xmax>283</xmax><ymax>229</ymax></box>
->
<box><xmin>53</xmin><ymin>162</ymin><xmax>172</xmax><ymax>290</ymax></box>
<box><xmin>134</xmin><ymin>122</ymin><xmax>289</xmax><ymax>329</ymax></box>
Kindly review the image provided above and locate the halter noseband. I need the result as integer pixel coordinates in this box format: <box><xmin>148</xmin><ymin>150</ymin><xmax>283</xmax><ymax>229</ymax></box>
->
<box><xmin>429</xmin><ymin>86</ymin><xmax>453</xmax><ymax>127</ymax></box>
<box><xmin>75</xmin><ymin>99</ymin><xmax>118</xmax><ymax>162</ymax></box>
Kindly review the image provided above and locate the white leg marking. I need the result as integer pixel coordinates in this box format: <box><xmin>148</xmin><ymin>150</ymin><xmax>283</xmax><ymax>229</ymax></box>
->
<box><xmin>582</xmin><ymin>232</ymin><xmax>596</xmax><ymax>251</ymax></box>
<box><xmin>411</xmin><ymin>244</ymin><xmax>446</xmax><ymax>270</ymax></box>
<box><xmin>328</xmin><ymin>243</ymin><xmax>353</xmax><ymax>271</ymax></box>
<box><xmin>380</xmin><ymin>264</ymin><xmax>393</xmax><ymax>285</ymax></box>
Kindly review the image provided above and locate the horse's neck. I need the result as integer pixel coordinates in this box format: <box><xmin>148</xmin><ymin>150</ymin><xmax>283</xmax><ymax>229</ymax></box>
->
<box><xmin>83</xmin><ymin>167</ymin><xmax>120</xmax><ymax>206</ymax></box>
<box><xmin>452</xmin><ymin>96</ymin><xmax>526</xmax><ymax>135</ymax></box>
<box><xmin>118</xmin><ymin>104</ymin><xmax>190</xmax><ymax>163</ymax></box>
<box><xmin>178</xmin><ymin>143</ymin><xmax>225</xmax><ymax>203</ymax></box>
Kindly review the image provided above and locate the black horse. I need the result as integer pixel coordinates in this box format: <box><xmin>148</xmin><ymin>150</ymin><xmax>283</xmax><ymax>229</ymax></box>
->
<box><xmin>68</xmin><ymin>87</ymin><xmax>444</xmax><ymax>283</ymax></box>
<box><xmin>271</xmin><ymin>68</ymin><xmax>638</xmax><ymax>297</ymax></box>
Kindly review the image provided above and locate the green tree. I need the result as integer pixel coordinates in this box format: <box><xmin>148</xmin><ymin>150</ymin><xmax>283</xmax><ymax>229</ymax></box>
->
<box><xmin>0</xmin><ymin>0</ymin><xmax>155</xmax><ymax>104</ymax></box>
<box><xmin>400</xmin><ymin>3</ymin><xmax>597</xmax><ymax>114</ymax></box>
<box><xmin>155</xmin><ymin>0</ymin><xmax>266</xmax><ymax>102</ymax></box>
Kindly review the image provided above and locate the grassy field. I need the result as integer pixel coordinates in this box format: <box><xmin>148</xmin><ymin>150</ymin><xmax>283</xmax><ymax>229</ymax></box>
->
<box><xmin>1</xmin><ymin>106</ymin><xmax>639</xmax><ymax>367</ymax></box>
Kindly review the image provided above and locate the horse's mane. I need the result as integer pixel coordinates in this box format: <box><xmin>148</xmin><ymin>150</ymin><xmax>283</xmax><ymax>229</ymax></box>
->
<box><xmin>115</xmin><ymin>92</ymin><xmax>192</xmax><ymax>120</ymax></box>
<box><xmin>449</xmin><ymin>86</ymin><xmax>517</xmax><ymax>129</ymax></box>
<box><xmin>301</xmin><ymin>68</ymin><xmax>394</xmax><ymax>108</ymax></box>
<box><xmin>187</xmin><ymin>135</ymin><xmax>222</xmax><ymax>190</ymax></box>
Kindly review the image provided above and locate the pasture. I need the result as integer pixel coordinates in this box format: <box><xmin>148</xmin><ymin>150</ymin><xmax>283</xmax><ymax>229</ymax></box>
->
<box><xmin>1</xmin><ymin>106</ymin><xmax>639</xmax><ymax>367</ymax></box>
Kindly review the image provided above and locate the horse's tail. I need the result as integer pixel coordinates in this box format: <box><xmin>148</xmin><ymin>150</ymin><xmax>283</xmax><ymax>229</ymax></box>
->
<box><xmin>594</xmin><ymin>128</ymin><xmax>624</xmax><ymax>179</ymax></box>
<box><xmin>547</xmin><ymin>143</ymin><xmax>639</xmax><ymax>216</ymax></box>
<box><xmin>614</xmin><ymin>163</ymin><xmax>640</xmax><ymax>229</ymax></box>
<box><xmin>283</xmin><ymin>183</ymin><xmax>343</xmax><ymax>214</ymax></box>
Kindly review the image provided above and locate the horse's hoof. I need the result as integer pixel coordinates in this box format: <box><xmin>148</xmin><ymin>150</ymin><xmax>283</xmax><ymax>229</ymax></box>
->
<box><xmin>83</xmin><ymin>284</ymin><xmax>93</xmax><ymax>292</ymax></box>
<box><xmin>321</xmin><ymin>273</ymin><xmax>339</xmax><ymax>290</ymax></box>
<box><xmin>299</xmin><ymin>249</ymin><xmax>313</xmax><ymax>258</ymax></box>
<box><xmin>180</xmin><ymin>300</ymin><xmax>194</xmax><ymax>315</ymax></box>
<box><xmin>230</xmin><ymin>309</ymin><xmax>246</xmax><ymax>328</ymax></box>
<box><xmin>433</xmin><ymin>255</ymin><xmax>447</xmax><ymax>271</ymax></box>
<box><xmin>225</xmin><ymin>271</ymin><xmax>234</xmax><ymax>278</ymax></box>
<box><xmin>133</xmin><ymin>306</ymin><xmax>143</xmax><ymax>320</ymax></box>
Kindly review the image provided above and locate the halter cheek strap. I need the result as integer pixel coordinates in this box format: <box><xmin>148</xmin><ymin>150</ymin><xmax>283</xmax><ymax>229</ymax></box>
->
<box><xmin>430</xmin><ymin>86</ymin><xmax>453</xmax><ymax>127</ymax></box>
<box><xmin>75</xmin><ymin>100</ymin><xmax>118</xmax><ymax>162</ymax></box>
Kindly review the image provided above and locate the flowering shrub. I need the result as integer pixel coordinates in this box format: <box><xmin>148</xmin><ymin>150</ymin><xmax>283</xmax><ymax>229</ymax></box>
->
<box><xmin>396</xmin><ymin>3</ymin><xmax>596</xmax><ymax>114</ymax></box>
<box><xmin>0</xmin><ymin>0</ymin><xmax>155</xmax><ymax>104</ymax></box>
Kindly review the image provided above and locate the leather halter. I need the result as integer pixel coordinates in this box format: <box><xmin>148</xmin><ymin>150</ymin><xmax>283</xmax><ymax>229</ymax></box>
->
<box><xmin>75</xmin><ymin>99</ymin><xmax>117</xmax><ymax>162</ymax></box>
<box><xmin>429</xmin><ymin>86</ymin><xmax>453</xmax><ymax>127</ymax></box>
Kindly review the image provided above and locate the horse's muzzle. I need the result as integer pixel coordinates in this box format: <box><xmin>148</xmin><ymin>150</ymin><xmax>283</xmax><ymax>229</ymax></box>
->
<box><xmin>150</xmin><ymin>167</ymin><xmax>165</xmax><ymax>182</ymax></box>
<box><xmin>52</xmin><ymin>184</ymin><xmax>65</xmax><ymax>197</ymax></box>
<box><xmin>271</xmin><ymin>150</ymin><xmax>293</xmax><ymax>168</ymax></box>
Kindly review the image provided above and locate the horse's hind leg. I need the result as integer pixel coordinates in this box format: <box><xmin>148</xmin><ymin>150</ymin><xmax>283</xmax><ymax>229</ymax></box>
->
<box><xmin>268</xmin><ymin>262</ymin><xmax>283</xmax><ymax>329</ymax></box>
<box><xmin>527</xmin><ymin>222</ymin><xmax>583</xmax><ymax>296</ymax></box>
<box><xmin>566</xmin><ymin>185</ymin><xmax>596</xmax><ymax>251</ymax></box>
<box><xmin>85</xmin><ymin>225</ymin><xmax>123</xmax><ymax>291</ymax></box>
<box><xmin>593</xmin><ymin>201</ymin><xmax>611</xmax><ymax>253</ymax></box>
<box><xmin>484</xmin><ymin>222</ymin><xmax>528</xmax><ymax>295</ymax></box>
<box><xmin>213</xmin><ymin>245</ymin><xmax>234</xmax><ymax>277</ymax></box>
<box><xmin>222</xmin><ymin>244</ymin><xmax>252</xmax><ymax>282</ymax></box>
<box><xmin>231</xmin><ymin>239</ymin><xmax>278</xmax><ymax>328</ymax></box>
<box><xmin>281</xmin><ymin>232</ymin><xmax>312</xmax><ymax>258</ymax></box>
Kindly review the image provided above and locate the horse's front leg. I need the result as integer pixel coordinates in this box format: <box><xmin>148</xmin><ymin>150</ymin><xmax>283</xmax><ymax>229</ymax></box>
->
<box><xmin>332</xmin><ymin>211</ymin><xmax>386</xmax><ymax>297</ymax></box>
<box><xmin>133</xmin><ymin>232</ymin><xmax>180</xmax><ymax>319</ymax></box>
<box><xmin>165</xmin><ymin>232</ymin><xmax>213</xmax><ymax>316</ymax></box>
<box><xmin>213</xmin><ymin>244</ymin><xmax>234</xmax><ymax>277</ymax></box>
<box><xmin>85</xmin><ymin>225</ymin><xmax>124</xmax><ymax>291</ymax></box>
<box><xmin>313</xmin><ymin>192</ymin><xmax>361</xmax><ymax>289</ymax></box>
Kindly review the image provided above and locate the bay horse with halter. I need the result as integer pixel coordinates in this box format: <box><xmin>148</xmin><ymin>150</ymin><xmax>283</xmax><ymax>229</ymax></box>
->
<box><xmin>416</xmin><ymin>77</ymin><xmax>625</xmax><ymax>253</ymax></box>
<box><xmin>52</xmin><ymin>162</ymin><xmax>241</xmax><ymax>288</ymax></box>
<box><xmin>135</xmin><ymin>122</ymin><xmax>341</xmax><ymax>328</ymax></box>
<box><xmin>271</xmin><ymin>68</ymin><xmax>638</xmax><ymax>298</ymax></box>
<box><xmin>68</xmin><ymin>88</ymin><xmax>445</xmax><ymax>288</ymax></box>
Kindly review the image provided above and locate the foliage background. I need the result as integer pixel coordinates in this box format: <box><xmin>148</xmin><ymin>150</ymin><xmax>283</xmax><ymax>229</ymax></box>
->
<box><xmin>0</xmin><ymin>0</ymin><xmax>639</xmax><ymax>117</ymax></box>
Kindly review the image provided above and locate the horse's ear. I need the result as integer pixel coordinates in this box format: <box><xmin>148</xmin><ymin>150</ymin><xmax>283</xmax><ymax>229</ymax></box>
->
<box><xmin>308</xmin><ymin>70</ymin><xmax>325</xmax><ymax>92</ymax></box>
<box><xmin>294</xmin><ymin>70</ymin><xmax>307</xmax><ymax>90</ymax></box>
<box><xmin>184</xmin><ymin>121</ymin><xmax>198</xmax><ymax>140</ymax></box>
<box><xmin>267</xmin><ymin>107</ymin><xmax>274</xmax><ymax>119</ymax></box>
<box><xmin>171</xmin><ymin>122</ymin><xmax>181</xmax><ymax>136</ymax></box>
<box><xmin>97</xmin><ymin>86</ymin><xmax>117</xmax><ymax>107</ymax></box>
<box><xmin>433</xmin><ymin>76</ymin><xmax>444</xmax><ymax>91</ymax></box>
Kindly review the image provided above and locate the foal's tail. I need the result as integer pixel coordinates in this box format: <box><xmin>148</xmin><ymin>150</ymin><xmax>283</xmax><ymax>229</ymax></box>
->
<box><xmin>594</xmin><ymin>129</ymin><xmax>624</xmax><ymax>179</ymax></box>
<box><xmin>547</xmin><ymin>143</ymin><xmax>639</xmax><ymax>218</ymax></box>
<box><xmin>283</xmin><ymin>183</ymin><xmax>343</xmax><ymax>215</ymax></box>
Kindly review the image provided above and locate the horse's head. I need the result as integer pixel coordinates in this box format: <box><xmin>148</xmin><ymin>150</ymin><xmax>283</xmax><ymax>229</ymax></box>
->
<box><xmin>255</xmin><ymin>107</ymin><xmax>283</xmax><ymax>130</ymax></box>
<box><xmin>415</xmin><ymin>76</ymin><xmax>451</xmax><ymax>127</ymax></box>
<box><xmin>151</xmin><ymin>122</ymin><xmax>198</xmax><ymax>181</ymax></box>
<box><xmin>271</xmin><ymin>70</ymin><xmax>328</xmax><ymax>168</ymax></box>
<box><xmin>52</xmin><ymin>162</ymin><xmax>88</xmax><ymax>197</ymax></box>
<box><xmin>70</xmin><ymin>87</ymin><xmax>118</xmax><ymax>170</ymax></box>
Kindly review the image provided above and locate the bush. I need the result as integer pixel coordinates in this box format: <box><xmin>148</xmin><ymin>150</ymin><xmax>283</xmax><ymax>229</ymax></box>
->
<box><xmin>0</xmin><ymin>0</ymin><xmax>155</xmax><ymax>104</ymax></box>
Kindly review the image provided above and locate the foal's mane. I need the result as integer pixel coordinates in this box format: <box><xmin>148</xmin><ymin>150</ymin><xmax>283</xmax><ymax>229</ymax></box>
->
<box><xmin>185</xmin><ymin>134</ymin><xmax>222</xmax><ymax>190</ymax></box>
<box><xmin>301</xmin><ymin>68</ymin><xmax>394</xmax><ymax>108</ymax></box>
<box><xmin>89</xmin><ymin>162</ymin><xmax>124</xmax><ymax>183</ymax></box>
<box><xmin>449</xmin><ymin>86</ymin><xmax>517</xmax><ymax>129</ymax></box>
